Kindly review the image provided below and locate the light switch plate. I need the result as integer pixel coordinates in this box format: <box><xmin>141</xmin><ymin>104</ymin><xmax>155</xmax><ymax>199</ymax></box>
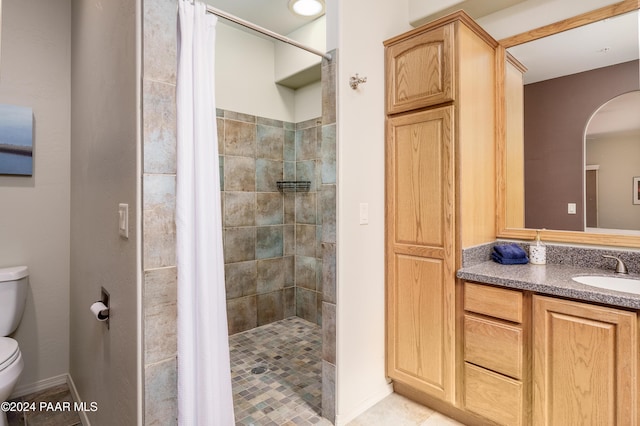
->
<box><xmin>119</xmin><ymin>203</ymin><xmax>129</xmax><ymax>239</ymax></box>
<box><xmin>568</xmin><ymin>203</ymin><xmax>577</xmax><ymax>215</ymax></box>
<box><xmin>359</xmin><ymin>203</ymin><xmax>369</xmax><ymax>225</ymax></box>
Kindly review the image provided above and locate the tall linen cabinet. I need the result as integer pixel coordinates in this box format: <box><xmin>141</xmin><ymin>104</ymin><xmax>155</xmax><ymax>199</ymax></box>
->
<box><xmin>384</xmin><ymin>11</ymin><xmax>498</xmax><ymax>412</ymax></box>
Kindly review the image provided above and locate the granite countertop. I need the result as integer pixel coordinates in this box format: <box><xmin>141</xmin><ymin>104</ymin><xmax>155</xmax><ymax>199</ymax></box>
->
<box><xmin>457</xmin><ymin>261</ymin><xmax>640</xmax><ymax>310</ymax></box>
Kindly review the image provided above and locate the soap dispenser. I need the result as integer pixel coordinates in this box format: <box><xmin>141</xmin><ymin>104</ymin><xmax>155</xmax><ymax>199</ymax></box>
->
<box><xmin>529</xmin><ymin>230</ymin><xmax>546</xmax><ymax>265</ymax></box>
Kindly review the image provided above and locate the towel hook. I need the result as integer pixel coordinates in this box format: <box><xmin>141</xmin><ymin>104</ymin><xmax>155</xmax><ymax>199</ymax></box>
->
<box><xmin>349</xmin><ymin>73</ymin><xmax>367</xmax><ymax>90</ymax></box>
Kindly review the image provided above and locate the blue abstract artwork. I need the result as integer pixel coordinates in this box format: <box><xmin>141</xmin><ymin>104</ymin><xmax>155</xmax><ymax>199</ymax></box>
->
<box><xmin>0</xmin><ymin>104</ymin><xmax>33</xmax><ymax>176</ymax></box>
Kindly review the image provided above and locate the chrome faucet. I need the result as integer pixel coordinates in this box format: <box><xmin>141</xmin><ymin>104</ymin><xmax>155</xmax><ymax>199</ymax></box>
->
<box><xmin>602</xmin><ymin>255</ymin><xmax>629</xmax><ymax>274</ymax></box>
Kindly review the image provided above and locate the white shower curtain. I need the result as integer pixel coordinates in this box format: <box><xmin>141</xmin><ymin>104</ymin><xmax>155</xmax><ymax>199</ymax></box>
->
<box><xmin>176</xmin><ymin>1</ymin><xmax>234</xmax><ymax>425</ymax></box>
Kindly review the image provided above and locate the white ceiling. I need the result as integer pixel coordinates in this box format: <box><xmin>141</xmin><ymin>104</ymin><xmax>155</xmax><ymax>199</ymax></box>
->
<box><xmin>204</xmin><ymin>0</ymin><xmax>319</xmax><ymax>35</ymax></box>
<box><xmin>410</xmin><ymin>0</ymin><xmax>526</xmax><ymax>27</ymax></box>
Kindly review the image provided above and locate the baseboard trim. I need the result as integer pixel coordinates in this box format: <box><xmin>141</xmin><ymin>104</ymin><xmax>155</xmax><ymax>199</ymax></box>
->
<box><xmin>67</xmin><ymin>373</ymin><xmax>91</xmax><ymax>426</ymax></box>
<box><xmin>10</xmin><ymin>374</ymin><xmax>68</xmax><ymax>399</ymax></box>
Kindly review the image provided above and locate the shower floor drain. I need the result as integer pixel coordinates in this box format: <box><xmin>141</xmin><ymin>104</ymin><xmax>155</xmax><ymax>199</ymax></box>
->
<box><xmin>251</xmin><ymin>365</ymin><xmax>268</xmax><ymax>375</ymax></box>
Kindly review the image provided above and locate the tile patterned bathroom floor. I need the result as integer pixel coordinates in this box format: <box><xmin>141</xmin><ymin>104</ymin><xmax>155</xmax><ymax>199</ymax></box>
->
<box><xmin>6</xmin><ymin>384</ymin><xmax>81</xmax><ymax>426</ymax></box>
<box><xmin>230</xmin><ymin>317</ymin><xmax>465</xmax><ymax>426</ymax></box>
<box><xmin>230</xmin><ymin>316</ymin><xmax>330</xmax><ymax>426</ymax></box>
<box><xmin>5</xmin><ymin>319</ymin><xmax>462</xmax><ymax>426</ymax></box>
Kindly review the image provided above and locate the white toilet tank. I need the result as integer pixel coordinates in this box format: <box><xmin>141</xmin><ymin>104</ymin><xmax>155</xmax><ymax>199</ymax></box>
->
<box><xmin>0</xmin><ymin>266</ymin><xmax>28</xmax><ymax>337</ymax></box>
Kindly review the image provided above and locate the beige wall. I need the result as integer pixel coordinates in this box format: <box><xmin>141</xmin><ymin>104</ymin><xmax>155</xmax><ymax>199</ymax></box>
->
<box><xmin>587</xmin><ymin>133</ymin><xmax>640</xmax><ymax>230</ymax></box>
<box><xmin>0</xmin><ymin>0</ymin><xmax>71</xmax><ymax>394</ymax></box>
<box><xmin>215</xmin><ymin>22</ymin><xmax>296</xmax><ymax>122</ymax></box>
<box><xmin>332</xmin><ymin>0</ymin><xmax>411</xmax><ymax>423</ymax></box>
<box><xmin>215</xmin><ymin>20</ymin><xmax>322</xmax><ymax>123</ymax></box>
<box><xmin>70</xmin><ymin>0</ymin><xmax>139</xmax><ymax>424</ymax></box>
<box><xmin>274</xmin><ymin>16</ymin><xmax>325</xmax><ymax>82</ymax></box>
<box><xmin>295</xmin><ymin>81</ymin><xmax>322</xmax><ymax>122</ymax></box>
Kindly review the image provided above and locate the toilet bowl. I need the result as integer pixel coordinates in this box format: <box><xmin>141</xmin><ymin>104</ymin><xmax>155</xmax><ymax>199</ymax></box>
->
<box><xmin>0</xmin><ymin>338</ymin><xmax>23</xmax><ymax>426</ymax></box>
<box><xmin>0</xmin><ymin>266</ymin><xmax>28</xmax><ymax>426</ymax></box>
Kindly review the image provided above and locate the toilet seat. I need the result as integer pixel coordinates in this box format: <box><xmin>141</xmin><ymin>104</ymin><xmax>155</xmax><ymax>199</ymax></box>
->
<box><xmin>0</xmin><ymin>338</ymin><xmax>19</xmax><ymax>372</ymax></box>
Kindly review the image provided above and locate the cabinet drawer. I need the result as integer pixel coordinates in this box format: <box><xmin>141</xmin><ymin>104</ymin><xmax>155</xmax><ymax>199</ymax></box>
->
<box><xmin>464</xmin><ymin>315</ymin><xmax>523</xmax><ymax>379</ymax></box>
<box><xmin>464</xmin><ymin>282</ymin><xmax>523</xmax><ymax>323</ymax></box>
<box><xmin>464</xmin><ymin>363</ymin><xmax>523</xmax><ymax>426</ymax></box>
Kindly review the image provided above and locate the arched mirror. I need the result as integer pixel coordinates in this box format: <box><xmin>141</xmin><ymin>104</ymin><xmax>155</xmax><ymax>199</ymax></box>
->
<box><xmin>497</xmin><ymin>0</ymin><xmax>640</xmax><ymax>247</ymax></box>
<box><xmin>585</xmin><ymin>90</ymin><xmax>640</xmax><ymax>233</ymax></box>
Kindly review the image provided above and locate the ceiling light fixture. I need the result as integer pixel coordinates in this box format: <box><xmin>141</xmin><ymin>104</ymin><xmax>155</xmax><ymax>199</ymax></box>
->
<box><xmin>288</xmin><ymin>0</ymin><xmax>325</xmax><ymax>17</ymax></box>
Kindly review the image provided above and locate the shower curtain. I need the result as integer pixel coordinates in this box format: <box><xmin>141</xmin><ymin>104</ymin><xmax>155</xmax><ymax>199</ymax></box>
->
<box><xmin>176</xmin><ymin>1</ymin><xmax>234</xmax><ymax>425</ymax></box>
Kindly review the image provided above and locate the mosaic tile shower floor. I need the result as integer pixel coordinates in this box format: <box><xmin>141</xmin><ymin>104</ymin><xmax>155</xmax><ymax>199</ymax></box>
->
<box><xmin>230</xmin><ymin>317</ymin><xmax>331</xmax><ymax>426</ymax></box>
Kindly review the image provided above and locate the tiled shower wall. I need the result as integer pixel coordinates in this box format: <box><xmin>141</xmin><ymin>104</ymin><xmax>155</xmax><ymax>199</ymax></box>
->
<box><xmin>220</xmin><ymin>110</ymin><xmax>324</xmax><ymax>333</ymax></box>
<box><xmin>320</xmin><ymin>51</ymin><xmax>337</xmax><ymax>423</ymax></box>
<box><xmin>141</xmin><ymin>0</ymin><xmax>338</xmax><ymax>423</ymax></box>
<box><xmin>142</xmin><ymin>0</ymin><xmax>179</xmax><ymax>424</ymax></box>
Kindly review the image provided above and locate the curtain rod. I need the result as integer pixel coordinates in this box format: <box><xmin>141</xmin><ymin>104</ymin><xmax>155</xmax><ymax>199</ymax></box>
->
<box><xmin>206</xmin><ymin>5</ymin><xmax>332</xmax><ymax>61</ymax></box>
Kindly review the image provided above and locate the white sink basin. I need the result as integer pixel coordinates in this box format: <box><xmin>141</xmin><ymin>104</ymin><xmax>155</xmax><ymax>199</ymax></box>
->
<box><xmin>572</xmin><ymin>275</ymin><xmax>640</xmax><ymax>295</ymax></box>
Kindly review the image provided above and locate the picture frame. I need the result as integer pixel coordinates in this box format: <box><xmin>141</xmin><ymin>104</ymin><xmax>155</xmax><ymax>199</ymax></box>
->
<box><xmin>634</xmin><ymin>176</ymin><xmax>640</xmax><ymax>205</ymax></box>
<box><xmin>0</xmin><ymin>104</ymin><xmax>34</xmax><ymax>176</ymax></box>
<box><xmin>0</xmin><ymin>0</ymin><xmax>2</xmax><ymax>75</ymax></box>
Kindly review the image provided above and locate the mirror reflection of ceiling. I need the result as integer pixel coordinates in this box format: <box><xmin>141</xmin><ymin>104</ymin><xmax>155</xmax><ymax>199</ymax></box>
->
<box><xmin>508</xmin><ymin>10</ymin><xmax>640</xmax><ymax>84</ymax></box>
<box><xmin>587</xmin><ymin>90</ymin><xmax>640</xmax><ymax>137</ymax></box>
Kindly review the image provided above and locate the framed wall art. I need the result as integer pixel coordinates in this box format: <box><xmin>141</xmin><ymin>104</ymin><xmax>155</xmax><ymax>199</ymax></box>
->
<box><xmin>0</xmin><ymin>104</ymin><xmax>33</xmax><ymax>176</ymax></box>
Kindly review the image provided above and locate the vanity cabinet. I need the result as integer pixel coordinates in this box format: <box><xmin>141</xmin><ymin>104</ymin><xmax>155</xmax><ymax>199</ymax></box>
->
<box><xmin>385</xmin><ymin>11</ymin><xmax>498</xmax><ymax>406</ymax></box>
<box><xmin>385</xmin><ymin>105</ymin><xmax>455</xmax><ymax>401</ymax></box>
<box><xmin>463</xmin><ymin>282</ymin><xmax>528</xmax><ymax>426</ymax></box>
<box><xmin>459</xmin><ymin>282</ymin><xmax>639</xmax><ymax>426</ymax></box>
<box><xmin>533</xmin><ymin>295</ymin><xmax>637</xmax><ymax>426</ymax></box>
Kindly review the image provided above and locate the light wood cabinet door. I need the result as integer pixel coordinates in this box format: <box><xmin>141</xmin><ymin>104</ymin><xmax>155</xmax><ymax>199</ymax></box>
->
<box><xmin>386</xmin><ymin>106</ymin><xmax>455</xmax><ymax>402</ymax></box>
<box><xmin>533</xmin><ymin>296</ymin><xmax>637</xmax><ymax>426</ymax></box>
<box><xmin>385</xmin><ymin>23</ymin><xmax>455</xmax><ymax>114</ymax></box>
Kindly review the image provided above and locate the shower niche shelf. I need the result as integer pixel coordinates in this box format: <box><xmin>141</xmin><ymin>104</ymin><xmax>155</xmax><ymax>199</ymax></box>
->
<box><xmin>277</xmin><ymin>181</ymin><xmax>311</xmax><ymax>192</ymax></box>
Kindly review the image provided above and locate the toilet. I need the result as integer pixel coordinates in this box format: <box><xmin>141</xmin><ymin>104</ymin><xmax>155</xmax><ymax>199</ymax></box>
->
<box><xmin>0</xmin><ymin>266</ymin><xmax>28</xmax><ymax>426</ymax></box>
